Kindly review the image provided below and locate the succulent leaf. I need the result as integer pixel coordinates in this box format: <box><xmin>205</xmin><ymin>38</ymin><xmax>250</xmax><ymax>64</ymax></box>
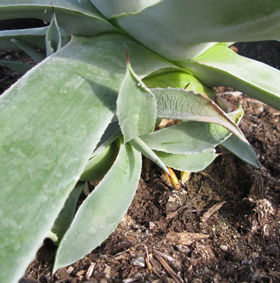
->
<box><xmin>154</xmin><ymin>149</ymin><xmax>217</xmax><ymax>172</ymax></box>
<box><xmin>11</xmin><ymin>39</ymin><xmax>45</xmax><ymax>62</ymax></box>
<box><xmin>0</xmin><ymin>33</ymin><xmax>181</xmax><ymax>283</ymax></box>
<box><xmin>112</xmin><ymin>0</ymin><xmax>280</xmax><ymax>62</ymax></box>
<box><xmin>117</xmin><ymin>57</ymin><xmax>157</xmax><ymax>142</ymax></box>
<box><xmin>45</xmin><ymin>8</ymin><xmax>62</xmax><ymax>56</ymax></box>
<box><xmin>54</xmin><ymin>140</ymin><xmax>142</xmax><ymax>271</ymax></box>
<box><xmin>51</xmin><ymin>182</ymin><xmax>85</xmax><ymax>243</ymax></box>
<box><xmin>152</xmin><ymin>87</ymin><xmax>248</xmax><ymax>144</ymax></box>
<box><xmin>0</xmin><ymin>0</ymin><xmax>118</xmax><ymax>36</ymax></box>
<box><xmin>140</xmin><ymin>105</ymin><xmax>244</xmax><ymax>154</ymax></box>
<box><xmin>129</xmin><ymin>137</ymin><xmax>169</xmax><ymax>175</ymax></box>
<box><xmin>184</xmin><ymin>43</ymin><xmax>280</xmax><ymax>111</ymax></box>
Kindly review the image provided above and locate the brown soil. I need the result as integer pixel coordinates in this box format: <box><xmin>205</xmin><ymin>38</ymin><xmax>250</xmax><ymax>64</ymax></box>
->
<box><xmin>1</xmin><ymin>42</ymin><xmax>280</xmax><ymax>283</ymax></box>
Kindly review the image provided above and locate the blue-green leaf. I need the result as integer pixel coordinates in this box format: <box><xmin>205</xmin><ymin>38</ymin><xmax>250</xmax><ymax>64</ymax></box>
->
<box><xmin>0</xmin><ymin>0</ymin><xmax>118</xmax><ymax>37</ymax></box>
<box><xmin>11</xmin><ymin>39</ymin><xmax>45</xmax><ymax>62</ymax></box>
<box><xmin>45</xmin><ymin>8</ymin><xmax>62</xmax><ymax>56</ymax></box>
<box><xmin>80</xmin><ymin>143</ymin><xmax>119</xmax><ymax>181</ymax></box>
<box><xmin>112</xmin><ymin>0</ymin><xmax>280</xmax><ymax>62</ymax></box>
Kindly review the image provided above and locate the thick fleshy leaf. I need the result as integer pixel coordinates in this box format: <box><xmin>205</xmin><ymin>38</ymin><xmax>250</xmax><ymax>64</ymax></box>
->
<box><xmin>151</xmin><ymin>87</ymin><xmax>247</xmax><ymax>144</ymax></box>
<box><xmin>117</xmin><ymin>58</ymin><xmax>157</xmax><ymax>142</ymax></box>
<box><xmin>54</xmin><ymin>140</ymin><xmax>142</xmax><ymax>271</ymax></box>
<box><xmin>91</xmin><ymin>0</ymin><xmax>161</xmax><ymax>18</ymax></box>
<box><xmin>154</xmin><ymin>149</ymin><xmax>217</xmax><ymax>172</ymax></box>
<box><xmin>184</xmin><ymin>44</ymin><xmax>280</xmax><ymax>111</ymax></box>
<box><xmin>0</xmin><ymin>33</ymin><xmax>181</xmax><ymax>283</ymax></box>
<box><xmin>51</xmin><ymin>182</ymin><xmax>85</xmax><ymax>243</ymax></box>
<box><xmin>222</xmin><ymin>135</ymin><xmax>261</xmax><ymax>168</ymax></box>
<box><xmin>129</xmin><ymin>137</ymin><xmax>169</xmax><ymax>174</ymax></box>
<box><xmin>0</xmin><ymin>0</ymin><xmax>118</xmax><ymax>36</ymax></box>
<box><xmin>111</xmin><ymin>0</ymin><xmax>280</xmax><ymax>61</ymax></box>
<box><xmin>140</xmin><ymin>106</ymin><xmax>243</xmax><ymax>154</ymax></box>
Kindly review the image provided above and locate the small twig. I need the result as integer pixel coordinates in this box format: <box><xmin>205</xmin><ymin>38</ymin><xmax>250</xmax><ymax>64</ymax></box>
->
<box><xmin>153</xmin><ymin>249</ymin><xmax>181</xmax><ymax>270</ymax></box>
<box><xmin>200</xmin><ymin>201</ymin><xmax>226</xmax><ymax>223</ymax></box>
<box><xmin>154</xmin><ymin>254</ymin><xmax>184</xmax><ymax>283</ymax></box>
<box><xmin>135</xmin><ymin>244</ymin><xmax>153</xmax><ymax>271</ymax></box>
<box><xmin>85</xmin><ymin>262</ymin><xmax>96</xmax><ymax>280</ymax></box>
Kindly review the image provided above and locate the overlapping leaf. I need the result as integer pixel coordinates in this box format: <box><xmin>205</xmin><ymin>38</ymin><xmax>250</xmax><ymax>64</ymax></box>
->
<box><xmin>0</xmin><ymin>27</ymin><xmax>48</xmax><ymax>50</ymax></box>
<box><xmin>51</xmin><ymin>182</ymin><xmax>85</xmax><ymax>243</ymax></box>
<box><xmin>80</xmin><ymin>143</ymin><xmax>119</xmax><ymax>181</ymax></box>
<box><xmin>110</xmin><ymin>0</ymin><xmax>280</xmax><ymax>62</ymax></box>
<box><xmin>129</xmin><ymin>137</ymin><xmax>169</xmax><ymax>174</ymax></box>
<box><xmin>0</xmin><ymin>60</ymin><xmax>34</xmax><ymax>73</ymax></box>
<box><xmin>54</xmin><ymin>141</ymin><xmax>142</xmax><ymax>271</ymax></box>
<box><xmin>45</xmin><ymin>9</ymin><xmax>62</xmax><ymax>56</ymax></box>
<box><xmin>11</xmin><ymin>39</ymin><xmax>45</xmax><ymax>62</ymax></box>
<box><xmin>151</xmin><ymin>87</ymin><xmax>248</xmax><ymax>144</ymax></box>
<box><xmin>143</xmin><ymin>71</ymin><xmax>216</xmax><ymax>98</ymax></box>
<box><xmin>184</xmin><ymin>43</ymin><xmax>280</xmax><ymax>111</ymax></box>
<box><xmin>0</xmin><ymin>33</ymin><xmax>177</xmax><ymax>283</ymax></box>
<box><xmin>0</xmin><ymin>0</ymin><xmax>118</xmax><ymax>36</ymax></box>
<box><xmin>154</xmin><ymin>149</ymin><xmax>217</xmax><ymax>172</ymax></box>
<box><xmin>90</xmin><ymin>0</ymin><xmax>161</xmax><ymax>18</ymax></box>
<box><xmin>140</xmin><ymin>106</ymin><xmax>243</xmax><ymax>154</ymax></box>
<box><xmin>222</xmin><ymin>135</ymin><xmax>261</xmax><ymax>168</ymax></box>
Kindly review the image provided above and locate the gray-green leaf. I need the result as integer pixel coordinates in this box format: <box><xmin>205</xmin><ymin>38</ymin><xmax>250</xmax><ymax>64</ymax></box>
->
<box><xmin>154</xmin><ymin>149</ymin><xmax>217</xmax><ymax>172</ymax></box>
<box><xmin>54</xmin><ymin>140</ymin><xmax>142</xmax><ymax>271</ymax></box>
<box><xmin>183</xmin><ymin>43</ymin><xmax>280</xmax><ymax>111</ymax></box>
<box><xmin>140</xmin><ymin>105</ymin><xmax>243</xmax><ymax>154</ymax></box>
<box><xmin>152</xmin><ymin>87</ymin><xmax>247</xmax><ymax>144</ymax></box>
<box><xmin>117</xmin><ymin>58</ymin><xmax>157</xmax><ymax>142</ymax></box>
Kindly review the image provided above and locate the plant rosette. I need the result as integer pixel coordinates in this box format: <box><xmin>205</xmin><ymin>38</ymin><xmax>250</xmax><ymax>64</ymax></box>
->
<box><xmin>0</xmin><ymin>1</ymin><xmax>280</xmax><ymax>282</ymax></box>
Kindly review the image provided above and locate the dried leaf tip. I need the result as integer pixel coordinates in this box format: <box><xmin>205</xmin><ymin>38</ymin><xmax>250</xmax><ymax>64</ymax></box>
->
<box><xmin>52</xmin><ymin>6</ymin><xmax>55</xmax><ymax>18</ymax></box>
<box><xmin>126</xmin><ymin>50</ymin><xmax>130</xmax><ymax>65</ymax></box>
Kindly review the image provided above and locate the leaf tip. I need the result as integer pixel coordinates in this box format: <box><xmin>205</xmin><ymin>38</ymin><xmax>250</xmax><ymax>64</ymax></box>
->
<box><xmin>126</xmin><ymin>50</ymin><xmax>130</xmax><ymax>65</ymax></box>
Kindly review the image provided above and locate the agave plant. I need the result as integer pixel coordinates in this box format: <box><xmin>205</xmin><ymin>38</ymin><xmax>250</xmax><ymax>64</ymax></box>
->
<box><xmin>1</xmin><ymin>1</ymin><xmax>280</xmax><ymax>282</ymax></box>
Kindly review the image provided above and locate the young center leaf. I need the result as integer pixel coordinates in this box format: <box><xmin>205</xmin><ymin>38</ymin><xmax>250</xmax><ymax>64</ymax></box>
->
<box><xmin>117</xmin><ymin>56</ymin><xmax>157</xmax><ymax>143</ymax></box>
<box><xmin>45</xmin><ymin>8</ymin><xmax>62</xmax><ymax>56</ymax></box>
